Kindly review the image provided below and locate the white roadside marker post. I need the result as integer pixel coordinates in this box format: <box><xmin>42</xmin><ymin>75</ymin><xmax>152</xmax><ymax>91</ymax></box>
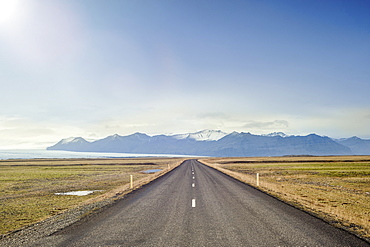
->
<box><xmin>130</xmin><ymin>175</ymin><xmax>133</xmax><ymax>189</ymax></box>
<box><xmin>256</xmin><ymin>173</ymin><xmax>260</xmax><ymax>187</ymax></box>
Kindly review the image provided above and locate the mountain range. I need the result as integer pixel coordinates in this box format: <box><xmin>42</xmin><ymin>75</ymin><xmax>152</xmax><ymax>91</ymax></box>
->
<box><xmin>47</xmin><ymin>130</ymin><xmax>370</xmax><ymax>157</ymax></box>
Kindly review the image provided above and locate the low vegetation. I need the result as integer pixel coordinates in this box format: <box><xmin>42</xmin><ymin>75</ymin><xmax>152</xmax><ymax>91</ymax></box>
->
<box><xmin>200</xmin><ymin>156</ymin><xmax>370</xmax><ymax>240</ymax></box>
<box><xmin>0</xmin><ymin>158</ymin><xmax>184</xmax><ymax>235</ymax></box>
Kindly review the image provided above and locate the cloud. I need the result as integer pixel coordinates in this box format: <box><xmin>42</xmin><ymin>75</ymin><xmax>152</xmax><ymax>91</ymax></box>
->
<box><xmin>196</xmin><ymin>112</ymin><xmax>230</xmax><ymax>119</ymax></box>
<box><xmin>242</xmin><ymin>120</ymin><xmax>289</xmax><ymax>129</ymax></box>
<box><xmin>0</xmin><ymin>116</ymin><xmax>84</xmax><ymax>148</ymax></box>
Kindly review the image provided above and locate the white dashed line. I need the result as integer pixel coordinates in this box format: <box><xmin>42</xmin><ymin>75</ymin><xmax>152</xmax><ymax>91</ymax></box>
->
<box><xmin>192</xmin><ymin>199</ymin><xmax>196</xmax><ymax>207</ymax></box>
<box><xmin>193</xmin><ymin>176</ymin><xmax>195</xmax><ymax>179</ymax></box>
<box><xmin>192</xmin><ymin>183</ymin><xmax>195</xmax><ymax>188</ymax></box>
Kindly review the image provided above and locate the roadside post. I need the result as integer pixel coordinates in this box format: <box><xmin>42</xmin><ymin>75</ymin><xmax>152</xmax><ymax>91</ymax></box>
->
<box><xmin>130</xmin><ymin>175</ymin><xmax>133</xmax><ymax>189</ymax></box>
<box><xmin>256</xmin><ymin>173</ymin><xmax>260</xmax><ymax>186</ymax></box>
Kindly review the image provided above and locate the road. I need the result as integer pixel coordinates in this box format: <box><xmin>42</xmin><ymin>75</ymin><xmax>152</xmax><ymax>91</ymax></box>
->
<box><xmin>35</xmin><ymin>159</ymin><xmax>368</xmax><ymax>246</ymax></box>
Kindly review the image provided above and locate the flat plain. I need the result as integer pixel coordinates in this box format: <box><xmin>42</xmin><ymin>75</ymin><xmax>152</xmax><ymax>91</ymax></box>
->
<box><xmin>0</xmin><ymin>158</ymin><xmax>184</xmax><ymax>235</ymax></box>
<box><xmin>200</xmin><ymin>155</ymin><xmax>370</xmax><ymax>240</ymax></box>
<box><xmin>25</xmin><ymin>159</ymin><xmax>368</xmax><ymax>246</ymax></box>
<box><xmin>2</xmin><ymin>156</ymin><xmax>369</xmax><ymax>243</ymax></box>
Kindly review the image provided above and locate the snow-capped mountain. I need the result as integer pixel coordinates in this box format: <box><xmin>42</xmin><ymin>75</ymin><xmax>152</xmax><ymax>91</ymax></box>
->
<box><xmin>262</xmin><ymin>132</ymin><xmax>290</xmax><ymax>138</ymax></box>
<box><xmin>52</xmin><ymin>137</ymin><xmax>90</xmax><ymax>152</ymax></box>
<box><xmin>172</xmin><ymin>130</ymin><xmax>228</xmax><ymax>141</ymax></box>
<box><xmin>60</xmin><ymin>137</ymin><xmax>88</xmax><ymax>144</ymax></box>
<box><xmin>46</xmin><ymin>130</ymin><xmax>366</xmax><ymax>157</ymax></box>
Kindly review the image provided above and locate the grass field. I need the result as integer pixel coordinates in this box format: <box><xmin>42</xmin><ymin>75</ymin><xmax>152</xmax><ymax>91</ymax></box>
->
<box><xmin>0</xmin><ymin>158</ymin><xmax>184</xmax><ymax>235</ymax></box>
<box><xmin>200</xmin><ymin>156</ymin><xmax>370</xmax><ymax>240</ymax></box>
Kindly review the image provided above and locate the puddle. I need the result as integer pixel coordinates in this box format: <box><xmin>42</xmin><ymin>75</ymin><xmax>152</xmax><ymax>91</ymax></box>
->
<box><xmin>55</xmin><ymin>190</ymin><xmax>103</xmax><ymax>196</ymax></box>
<box><xmin>142</xmin><ymin>169</ymin><xmax>162</xmax><ymax>174</ymax></box>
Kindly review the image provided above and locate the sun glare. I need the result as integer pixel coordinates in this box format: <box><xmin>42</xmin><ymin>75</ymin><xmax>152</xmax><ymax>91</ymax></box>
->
<box><xmin>0</xmin><ymin>0</ymin><xmax>20</xmax><ymax>24</ymax></box>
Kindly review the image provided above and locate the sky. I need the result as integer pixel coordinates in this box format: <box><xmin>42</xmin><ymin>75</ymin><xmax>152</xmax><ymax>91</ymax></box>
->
<box><xmin>0</xmin><ymin>0</ymin><xmax>369</xmax><ymax>149</ymax></box>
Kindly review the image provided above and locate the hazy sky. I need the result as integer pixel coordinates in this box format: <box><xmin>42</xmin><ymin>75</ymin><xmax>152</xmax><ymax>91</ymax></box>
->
<box><xmin>0</xmin><ymin>0</ymin><xmax>369</xmax><ymax>148</ymax></box>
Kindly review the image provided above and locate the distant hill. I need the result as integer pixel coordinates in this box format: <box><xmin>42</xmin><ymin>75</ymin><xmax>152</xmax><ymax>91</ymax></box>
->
<box><xmin>335</xmin><ymin>136</ymin><xmax>370</xmax><ymax>155</ymax></box>
<box><xmin>46</xmin><ymin>129</ymin><xmax>366</xmax><ymax>157</ymax></box>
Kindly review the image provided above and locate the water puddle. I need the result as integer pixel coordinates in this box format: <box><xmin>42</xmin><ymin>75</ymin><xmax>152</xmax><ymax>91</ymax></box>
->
<box><xmin>55</xmin><ymin>190</ymin><xmax>103</xmax><ymax>196</ymax></box>
<box><xmin>142</xmin><ymin>169</ymin><xmax>162</xmax><ymax>174</ymax></box>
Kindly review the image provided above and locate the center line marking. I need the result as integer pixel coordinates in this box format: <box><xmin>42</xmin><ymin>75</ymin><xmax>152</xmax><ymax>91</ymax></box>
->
<box><xmin>192</xmin><ymin>183</ymin><xmax>195</xmax><ymax>187</ymax></box>
<box><xmin>192</xmin><ymin>199</ymin><xmax>196</xmax><ymax>207</ymax></box>
<box><xmin>192</xmin><ymin>176</ymin><xmax>195</xmax><ymax>179</ymax></box>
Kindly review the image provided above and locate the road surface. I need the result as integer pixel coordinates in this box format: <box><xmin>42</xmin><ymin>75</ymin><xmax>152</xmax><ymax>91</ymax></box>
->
<box><xmin>35</xmin><ymin>159</ymin><xmax>368</xmax><ymax>246</ymax></box>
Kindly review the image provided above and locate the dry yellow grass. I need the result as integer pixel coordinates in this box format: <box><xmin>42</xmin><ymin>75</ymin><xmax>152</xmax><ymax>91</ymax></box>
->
<box><xmin>0</xmin><ymin>158</ymin><xmax>185</xmax><ymax>235</ymax></box>
<box><xmin>200</xmin><ymin>156</ymin><xmax>370</xmax><ymax>240</ymax></box>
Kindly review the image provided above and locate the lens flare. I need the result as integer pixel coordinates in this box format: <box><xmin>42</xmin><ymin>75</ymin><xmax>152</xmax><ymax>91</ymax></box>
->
<box><xmin>0</xmin><ymin>0</ymin><xmax>19</xmax><ymax>24</ymax></box>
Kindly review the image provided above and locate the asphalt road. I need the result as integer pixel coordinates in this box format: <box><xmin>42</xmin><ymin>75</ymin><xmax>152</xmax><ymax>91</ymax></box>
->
<box><xmin>35</xmin><ymin>159</ymin><xmax>368</xmax><ymax>246</ymax></box>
